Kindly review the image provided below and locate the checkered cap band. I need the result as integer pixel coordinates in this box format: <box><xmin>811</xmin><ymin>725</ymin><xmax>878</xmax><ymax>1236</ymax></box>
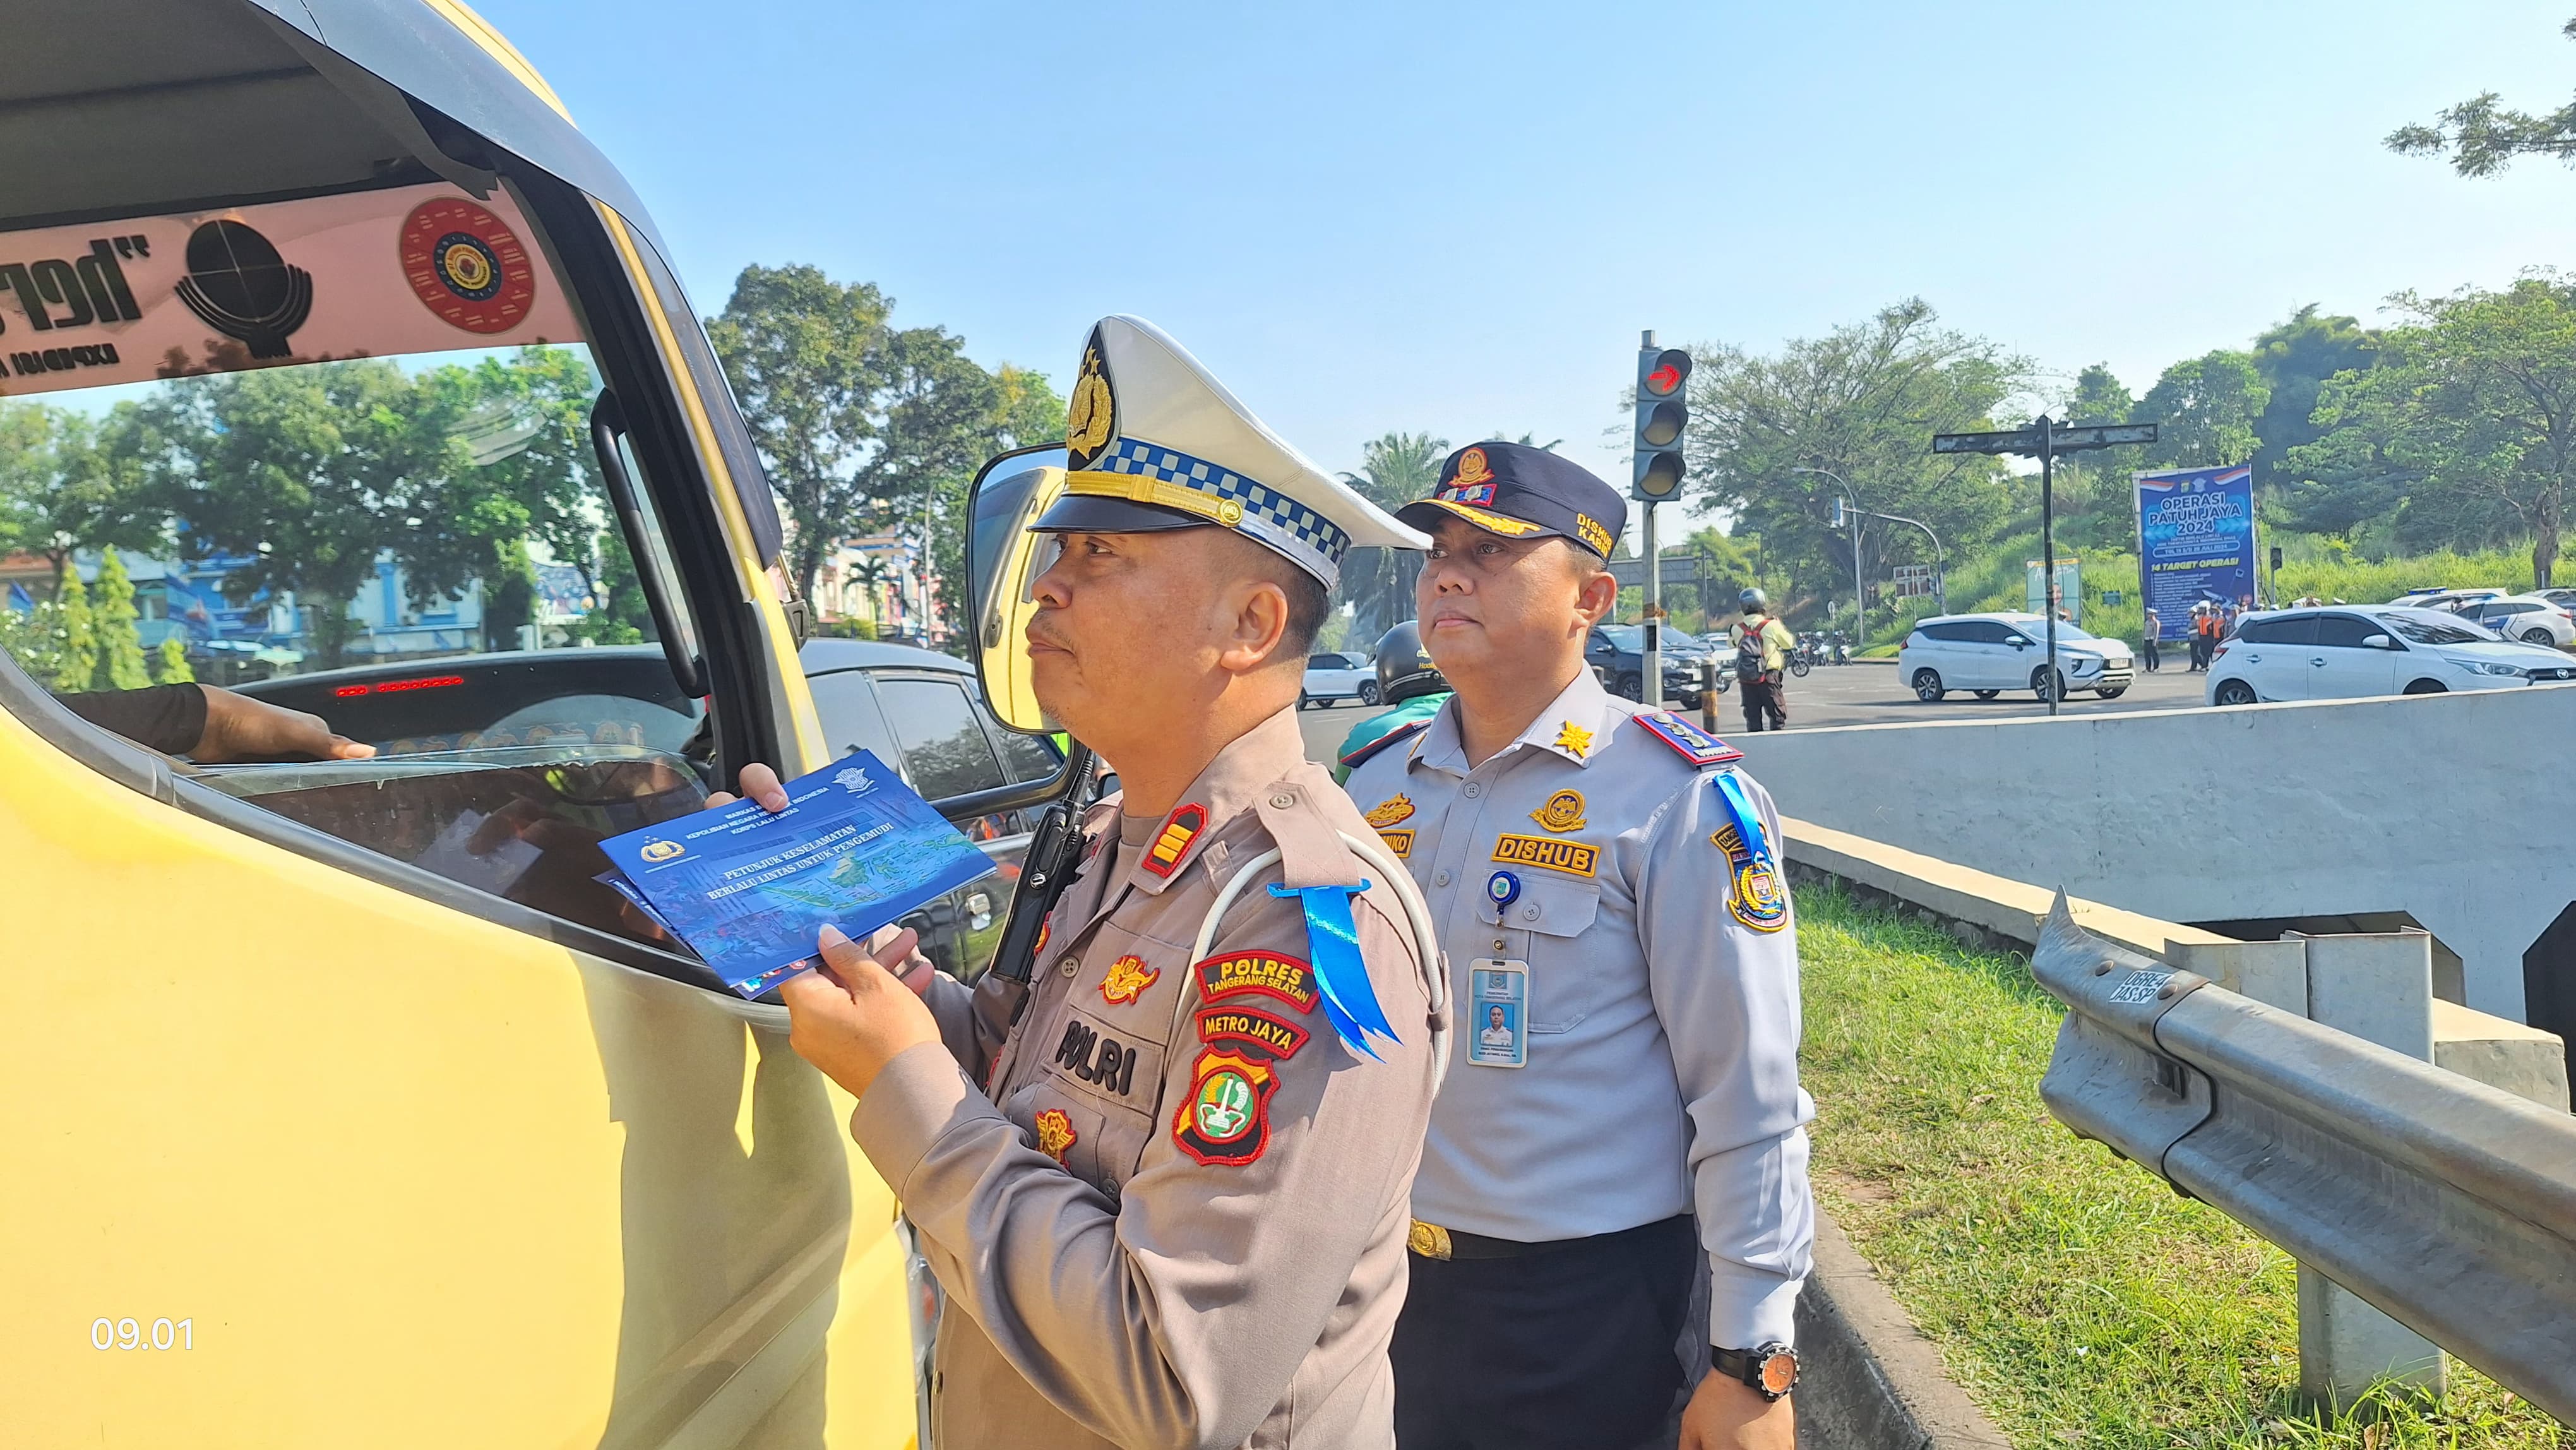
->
<box><xmin>1100</xmin><ymin>436</ymin><xmax>1352</xmax><ymax>582</ymax></box>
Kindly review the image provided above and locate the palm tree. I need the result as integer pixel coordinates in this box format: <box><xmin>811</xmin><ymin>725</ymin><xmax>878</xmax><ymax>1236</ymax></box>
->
<box><xmin>1337</xmin><ymin>431</ymin><xmax>1446</xmax><ymax>642</ymax></box>
<box><xmin>851</xmin><ymin>555</ymin><xmax>896</xmax><ymax>632</ymax></box>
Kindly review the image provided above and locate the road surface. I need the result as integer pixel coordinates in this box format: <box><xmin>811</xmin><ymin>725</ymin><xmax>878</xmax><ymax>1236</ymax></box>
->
<box><xmin>1294</xmin><ymin>661</ymin><xmax>2211</xmax><ymax>758</ymax></box>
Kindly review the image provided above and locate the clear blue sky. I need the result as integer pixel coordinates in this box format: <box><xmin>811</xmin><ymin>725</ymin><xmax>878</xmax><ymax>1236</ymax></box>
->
<box><xmin>476</xmin><ymin>0</ymin><xmax>2576</xmax><ymax>508</ymax></box>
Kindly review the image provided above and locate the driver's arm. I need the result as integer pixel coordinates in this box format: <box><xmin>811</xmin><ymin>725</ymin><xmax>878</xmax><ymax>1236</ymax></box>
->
<box><xmin>57</xmin><ymin>683</ymin><xmax>374</xmax><ymax>762</ymax></box>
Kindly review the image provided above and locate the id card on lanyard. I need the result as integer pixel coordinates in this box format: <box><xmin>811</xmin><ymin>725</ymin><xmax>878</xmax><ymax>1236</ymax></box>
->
<box><xmin>1466</xmin><ymin>959</ymin><xmax>1528</xmax><ymax>1068</ymax></box>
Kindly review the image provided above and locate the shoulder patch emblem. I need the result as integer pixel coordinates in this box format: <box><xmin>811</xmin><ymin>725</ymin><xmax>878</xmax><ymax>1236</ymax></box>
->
<box><xmin>1364</xmin><ymin>794</ymin><xmax>1415</xmax><ymax>828</ymax></box>
<box><xmin>1195</xmin><ymin>950</ymin><xmax>1318</xmax><ymax>1013</ymax></box>
<box><xmin>1634</xmin><ymin>711</ymin><xmax>1744</xmax><ymax>767</ymax></box>
<box><xmin>1552</xmin><ymin>721</ymin><xmax>1593</xmax><ymax>759</ymax></box>
<box><xmin>1530</xmin><ymin>789</ymin><xmax>1587</xmax><ymax>832</ymax></box>
<box><xmin>1099</xmin><ymin>953</ymin><xmax>1159</xmax><ymax>1005</ymax></box>
<box><xmin>1141</xmin><ymin>803</ymin><xmax>1206</xmax><ymax>878</ymax></box>
<box><xmin>1710</xmin><ymin>773</ymin><xmax>1787</xmax><ymax>933</ymax></box>
<box><xmin>1491</xmin><ymin>832</ymin><xmax>1599</xmax><ymax>878</ymax></box>
<box><xmin>1172</xmin><ymin>1049</ymin><xmax>1277</xmax><ymax>1166</ymax></box>
<box><xmin>1339</xmin><ymin>716</ymin><xmax>1432</xmax><ymax>771</ymax></box>
<box><xmin>1034</xmin><ymin>1108</ymin><xmax>1077</xmax><ymax>1166</ymax></box>
<box><xmin>1377</xmin><ymin>827</ymin><xmax>1415</xmax><ymax>859</ymax></box>
<box><xmin>1195</xmin><ymin>1004</ymin><xmax>1310</xmax><ymax>1062</ymax></box>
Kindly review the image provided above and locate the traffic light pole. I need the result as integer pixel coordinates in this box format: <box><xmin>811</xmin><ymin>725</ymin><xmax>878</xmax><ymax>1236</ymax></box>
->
<box><xmin>2039</xmin><ymin>414</ymin><xmax>2059</xmax><ymax>716</ymax></box>
<box><xmin>1642</xmin><ymin>491</ymin><xmax>1662</xmax><ymax>707</ymax></box>
<box><xmin>1631</xmin><ymin>328</ymin><xmax>1693</xmax><ymax>709</ymax></box>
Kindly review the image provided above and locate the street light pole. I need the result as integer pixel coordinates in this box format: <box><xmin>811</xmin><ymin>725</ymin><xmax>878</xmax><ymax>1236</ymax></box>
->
<box><xmin>1794</xmin><ymin>465</ymin><xmax>1864</xmax><ymax>645</ymax></box>
<box><xmin>1931</xmin><ymin>417</ymin><xmax>2157</xmax><ymax>719</ymax></box>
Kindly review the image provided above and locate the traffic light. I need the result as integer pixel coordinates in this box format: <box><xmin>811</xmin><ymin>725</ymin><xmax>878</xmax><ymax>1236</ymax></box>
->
<box><xmin>1633</xmin><ymin>335</ymin><xmax>1691</xmax><ymax>502</ymax></box>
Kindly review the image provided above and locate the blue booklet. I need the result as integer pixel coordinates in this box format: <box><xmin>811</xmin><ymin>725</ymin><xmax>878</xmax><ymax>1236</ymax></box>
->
<box><xmin>597</xmin><ymin>753</ymin><xmax>998</xmax><ymax>998</ymax></box>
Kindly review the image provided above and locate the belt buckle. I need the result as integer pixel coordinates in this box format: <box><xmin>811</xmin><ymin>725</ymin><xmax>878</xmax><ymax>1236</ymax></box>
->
<box><xmin>1407</xmin><ymin>1219</ymin><xmax>1453</xmax><ymax>1261</ymax></box>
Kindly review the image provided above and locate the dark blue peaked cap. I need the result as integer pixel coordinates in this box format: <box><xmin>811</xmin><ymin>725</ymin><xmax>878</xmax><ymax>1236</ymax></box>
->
<box><xmin>1397</xmin><ymin>442</ymin><xmax>1626</xmax><ymax>558</ymax></box>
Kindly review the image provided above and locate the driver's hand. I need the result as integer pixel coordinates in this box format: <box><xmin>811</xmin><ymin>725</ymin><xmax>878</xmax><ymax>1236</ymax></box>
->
<box><xmin>193</xmin><ymin>685</ymin><xmax>375</xmax><ymax>763</ymax></box>
<box><xmin>703</xmin><ymin>762</ymin><xmax>936</xmax><ymax>996</ymax></box>
<box><xmin>704</xmin><ymin>762</ymin><xmax>790</xmax><ymax>813</ymax></box>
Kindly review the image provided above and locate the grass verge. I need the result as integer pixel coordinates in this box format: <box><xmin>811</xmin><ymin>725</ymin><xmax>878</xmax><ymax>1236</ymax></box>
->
<box><xmin>1794</xmin><ymin>884</ymin><xmax>2570</xmax><ymax>1448</ymax></box>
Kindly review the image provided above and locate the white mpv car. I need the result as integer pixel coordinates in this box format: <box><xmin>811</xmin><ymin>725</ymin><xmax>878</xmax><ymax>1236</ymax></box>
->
<box><xmin>2205</xmin><ymin>606</ymin><xmax>2576</xmax><ymax>705</ymax></box>
<box><xmin>1897</xmin><ymin>613</ymin><xmax>2136</xmax><ymax>703</ymax></box>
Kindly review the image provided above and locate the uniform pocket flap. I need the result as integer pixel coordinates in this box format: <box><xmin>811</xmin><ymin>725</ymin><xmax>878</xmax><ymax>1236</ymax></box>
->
<box><xmin>1482</xmin><ymin>869</ymin><xmax>1601</xmax><ymax>937</ymax></box>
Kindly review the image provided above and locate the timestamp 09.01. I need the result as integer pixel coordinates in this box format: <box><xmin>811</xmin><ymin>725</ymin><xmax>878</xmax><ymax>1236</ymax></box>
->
<box><xmin>91</xmin><ymin>1317</ymin><xmax>193</xmax><ymax>1351</ymax></box>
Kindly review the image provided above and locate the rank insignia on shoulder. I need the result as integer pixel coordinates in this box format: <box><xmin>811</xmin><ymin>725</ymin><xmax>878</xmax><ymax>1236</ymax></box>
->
<box><xmin>1364</xmin><ymin>793</ymin><xmax>1416</xmax><ymax>828</ymax></box>
<box><xmin>1195</xmin><ymin>950</ymin><xmax>1318</xmax><ymax>1013</ymax></box>
<box><xmin>1142</xmin><ymin>802</ymin><xmax>1207</xmax><ymax>878</ymax></box>
<box><xmin>1195</xmin><ymin>1004</ymin><xmax>1310</xmax><ymax>1061</ymax></box>
<box><xmin>1378</xmin><ymin>827</ymin><xmax>1414</xmax><ymax>859</ymax></box>
<box><xmin>1339</xmin><ymin>717</ymin><xmax>1431</xmax><ymax>772</ymax></box>
<box><xmin>1099</xmin><ymin>953</ymin><xmax>1159</xmax><ymax>1005</ymax></box>
<box><xmin>1552</xmin><ymin>721</ymin><xmax>1593</xmax><ymax>759</ymax></box>
<box><xmin>1173</xmin><ymin>1048</ymin><xmax>1277</xmax><ymax>1166</ymax></box>
<box><xmin>1034</xmin><ymin>1108</ymin><xmax>1077</xmax><ymax>1166</ymax></box>
<box><xmin>1635</xmin><ymin>712</ymin><xmax>1744</xmax><ymax>767</ymax></box>
<box><xmin>1530</xmin><ymin>788</ymin><xmax>1587</xmax><ymax>832</ymax></box>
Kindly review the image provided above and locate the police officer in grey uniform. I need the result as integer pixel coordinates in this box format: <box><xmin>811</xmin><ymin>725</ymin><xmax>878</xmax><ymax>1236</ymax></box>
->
<box><xmin>1339</xmin><ymin>443</ymin><xmax>1813</xmax><ymax>1450</ymax></box>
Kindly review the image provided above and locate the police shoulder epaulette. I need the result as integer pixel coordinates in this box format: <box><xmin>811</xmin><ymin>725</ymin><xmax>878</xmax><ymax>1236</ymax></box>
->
<box><xmin>1339</xmin><ymin>717</ymin><xmax>1431</xmax><ymax>770</ymax></box>
<box><xmin>1630</xmin><ymin>710</ymin><xmax>1744</xmax><ymax>768</ymax></box>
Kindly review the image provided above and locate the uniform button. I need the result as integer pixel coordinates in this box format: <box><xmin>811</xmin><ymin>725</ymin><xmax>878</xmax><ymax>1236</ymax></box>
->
<box><xmin>1059</xmin><ymin>955</ymin><xmax>1080</xmax><ymax>978</ymax></box>
<box><xmin>1270</xmin><ymin>791</ymin><xmax>1297</xmax><ymax>809</ymax></box>
<box><xmin>1520</xmin><ymin>904</ymin><xmax>1541</xmax><ymax>922</ymax></box>
<box><xmin>1433</xmin><ymin>870</ymin><xmax>1452</xmax><ymax>887</ymax></box>
<box><xmin>1462</xmin><ymin>782</ymin><xmax>1482</xmax><ymax>799</ymax></box>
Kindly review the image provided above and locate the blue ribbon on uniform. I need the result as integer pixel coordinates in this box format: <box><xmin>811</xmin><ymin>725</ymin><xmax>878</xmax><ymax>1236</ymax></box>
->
<box><xmin>1712</xmin><ymin>771</ymin><xmax>1774</xmax><ymax>868</ymax></box>
<box><xmin>1268</xmin><ymin>880</ymin><xmax>1399</xmax><ymax>1059</ymax></box>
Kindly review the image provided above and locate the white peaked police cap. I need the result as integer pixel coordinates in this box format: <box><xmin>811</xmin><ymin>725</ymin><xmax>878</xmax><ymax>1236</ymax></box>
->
<box><xmin>1032</xmin><ymin>315</ymin><xmax>1428</xmax><ymax>589</ymax></box>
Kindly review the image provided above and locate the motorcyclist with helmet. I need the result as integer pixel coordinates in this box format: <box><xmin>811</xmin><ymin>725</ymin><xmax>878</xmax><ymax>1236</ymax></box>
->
<box><xmin>1730</xmin><ymin>589</ymin><xmax>1798</xmax><ymax>733</ymax></box>
<box><xmin>1333</xmin><ymin>619</ymin><xmax>1453</xmax><ymax>784</ymax></box>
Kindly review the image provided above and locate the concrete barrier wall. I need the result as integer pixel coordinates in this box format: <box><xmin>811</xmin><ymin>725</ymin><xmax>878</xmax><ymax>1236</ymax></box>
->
<box><xmin>1735</xmin><ymin>685</ymin><xmax>2576</xmax><ymax>1021</ymax></box>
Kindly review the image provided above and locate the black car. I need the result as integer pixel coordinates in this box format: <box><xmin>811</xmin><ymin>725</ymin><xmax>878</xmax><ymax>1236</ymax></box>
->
<box><xmin>234</xmin><ymin>640</ymin><xmax>1061</xmax><ymax>981</ymax></box>
<box><xmin>1585</xmin><ymin>624</ymin><xmax>1707</xmax><ymax>707</ymax></box>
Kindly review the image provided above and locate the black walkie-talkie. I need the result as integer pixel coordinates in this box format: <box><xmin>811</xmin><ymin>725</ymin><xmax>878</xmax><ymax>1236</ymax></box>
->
<box><xmin>986</xmin><ymin>742</ymin><xmax>1097</xmax><ymax>988</ymax></box>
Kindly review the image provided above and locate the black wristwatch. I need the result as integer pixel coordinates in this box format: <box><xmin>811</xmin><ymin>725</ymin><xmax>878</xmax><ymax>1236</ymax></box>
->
<box><xmin>1711</xmin><ymin>1341</ymin><xmax>1798</xmax><ymax>1401</ymax></box>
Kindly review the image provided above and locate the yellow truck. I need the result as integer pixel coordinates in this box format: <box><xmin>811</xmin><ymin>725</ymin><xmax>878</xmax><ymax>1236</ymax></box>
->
<box><xmin>0</xmin><ymin>3</ymin><xmax>1012</xmax><ymax>1444</ymax></box>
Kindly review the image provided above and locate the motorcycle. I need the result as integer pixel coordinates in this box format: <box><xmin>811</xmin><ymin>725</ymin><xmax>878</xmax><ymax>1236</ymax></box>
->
<box><xmin>1786</xmin><ymin>638</ymin><xmax>1815</xmax><ymax>678</ymax></box>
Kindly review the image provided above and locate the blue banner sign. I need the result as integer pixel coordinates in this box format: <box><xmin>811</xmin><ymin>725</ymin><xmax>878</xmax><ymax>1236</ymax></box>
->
<box><xmin>2135</xmin><ymin>465</ymin><xmax>2256</xmax><ymax>640</ymax></box>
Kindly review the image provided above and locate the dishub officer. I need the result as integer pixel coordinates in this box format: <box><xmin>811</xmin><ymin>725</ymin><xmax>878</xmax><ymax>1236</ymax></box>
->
<box><xmin>754</xmin><ymin>316</ymin><xmax>1446</xmax><ymax>1449</ymax></box>
<box><xmin>1340</xmin><ymin>442</ymin><xmax>1815</xmax><ymax>1450</ymax></box>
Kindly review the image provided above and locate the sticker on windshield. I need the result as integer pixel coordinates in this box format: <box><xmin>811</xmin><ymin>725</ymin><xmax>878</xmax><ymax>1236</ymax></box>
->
<box><xmin>0</xmin><ymin>181</ymin><xmax>574</xmax><ymax>398</ymax></box>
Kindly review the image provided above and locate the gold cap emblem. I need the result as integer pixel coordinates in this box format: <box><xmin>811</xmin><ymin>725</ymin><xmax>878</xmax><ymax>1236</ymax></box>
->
<box><xmin>1452</xmin><ymin>446</ymin><xmax>1494</xmax><ymax>488</ymax></box>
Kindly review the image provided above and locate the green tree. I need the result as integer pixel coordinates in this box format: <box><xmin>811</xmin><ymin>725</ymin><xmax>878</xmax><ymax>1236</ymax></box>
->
<box><xmin>1681</xmin><ymin>299</ymin><xmax>2026</xmax><ymax>620</ymax></box>
<box><xmin>2133</xmin><ymin>351</ymin><xmax>2269</xmax><ymax>470</ymax></box>
<box><xmin>707</xmin><ymin>264</ymin><xmax>1008</xmax><ymax>607</ymax></box>
<box><xmin>0</xmin><ymin>403</ymin><xmax>165</xmax><ymax>590</ymax></box>
<box><xmin>2250</xmin><ymin>306</ymin><xmax>2378</xmax><ymax>490</ymax></box>
<box><xmin>412</xmin><ymin>347</ymin><xmax>609</xmax><ymax>633</ymax></box>
<box><xmin>924</xmin><ymin>362</ymin><xmax>1065</xmax><ymax>635</ymax></box>
<box><xmin>53</xmin><ymin>568</ymin><xmax>94</xmax><ymax>693</ymax></box>
<box><xmin>129</xmin><ymin>360</ymin><xmax>456</xmax><ymax>668</ymax></box>
<box><xmin>91</xmin><ymin>548</ymin><xmax>149</xmax><ymax>690</ymax></box>
<box><xmin>2289</xmin><ymin>277</ymin><xmax>2576</xmax><ymax>585</ymax></box>
<box><xmin>153</xmin><ymin>633</ymin><xmax>194</xmax><ymax>684</ymax></box>
<box><xmin>1335</xmin><ymin>431</ymin><xmax>1448</xmax><ymax>640</ymax></box>
<box><xmin>2388</xmin><ymin>16</ymin><xmax>2576</xmax><ymax>175</ymax></box>
<box><xmin>571</xmin><ymin>524</ymin><xmax>650</xmax><ymax>645</ymax></box>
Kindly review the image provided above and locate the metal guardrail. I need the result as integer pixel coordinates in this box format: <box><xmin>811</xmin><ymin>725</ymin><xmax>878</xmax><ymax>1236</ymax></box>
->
<box><xmin>2032</xmin><ymin>897</ymin><xmax>2576</xmax><ymax>1422</ymax></box>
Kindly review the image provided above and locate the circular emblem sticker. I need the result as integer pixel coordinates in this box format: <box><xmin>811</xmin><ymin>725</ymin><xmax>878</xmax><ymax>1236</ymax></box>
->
<box><xmin>399</xmin><ymin>198</ymin><xmax>538</xmax><ymax>333</ymax></box>
<box><xmin>1192</xmin><ymin>1070</ymin><xmax>1256</xmax><ymax>1142</ymax></box>
<box><xmin>1485</xmin><ymin>870</ymin><xmax>1521</xmax><ymax>910</ymax></box>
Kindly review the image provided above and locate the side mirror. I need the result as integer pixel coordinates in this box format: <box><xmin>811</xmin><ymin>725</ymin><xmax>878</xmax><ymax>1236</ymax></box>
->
<box><xmin>965</xmin><ymin>445</ymin><xmax>1071</xmax><ymax>735</ymax></box>
<box><xmin>2364</xmin><ymin>633</ymin><xmax>2397</xmax><ymax>650</ymax></box>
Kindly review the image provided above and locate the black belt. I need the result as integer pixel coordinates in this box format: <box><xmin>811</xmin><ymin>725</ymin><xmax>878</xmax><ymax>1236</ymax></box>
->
<box><xmin>1407</xmin><ymin>1214</ymin><xmax>1686</xmax><ymax>1262</ymax></box>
